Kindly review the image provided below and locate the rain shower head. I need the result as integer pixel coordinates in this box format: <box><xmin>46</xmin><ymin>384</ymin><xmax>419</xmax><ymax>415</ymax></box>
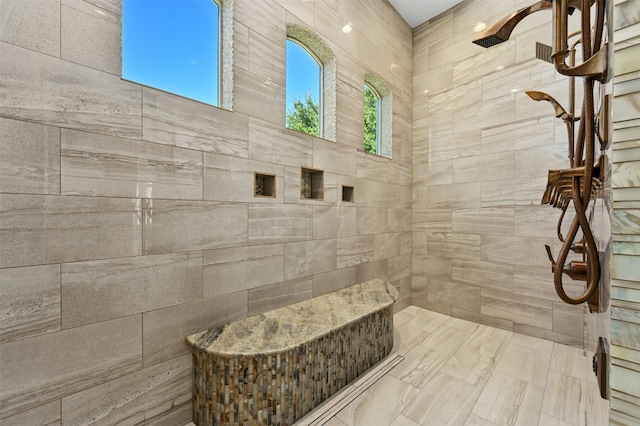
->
<box><xmin>473</xmin><ymin>1</ymin><xmax>552</xmax><ymax>48</ymax></box>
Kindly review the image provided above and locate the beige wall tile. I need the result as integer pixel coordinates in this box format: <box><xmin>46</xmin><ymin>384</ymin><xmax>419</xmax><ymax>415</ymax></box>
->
<box><xmin>357</xmin><ymin>207</ymin><xmax>388</xmax><ymax>235</ymax></box>
<box><xmin>481</xmin><ymin>117</ymin><xmax>555</xmax><ymax>155</ymax></box>
<box><xmin>284</xmin><ymin>239</ymin><xmax>337</xmax><ymax>280</ymax></box>
<box><xmin>0</xmin><ymin>400</ymin><xmax>60</xmax><ymax>426</ymax></box>
<box><xmin>452</xmin><ymin>152</ymin><xmax>515</xmax><ymax>184</ymax></box>
<box><xmin>61</xmin><ymin>355</ymin><xmax>191</xmax><ymax>425</ymax></box>
<box><xmin>313</xmin><ymin>137</ymin><xmax>358</xmax><ymax>174</ymax></box>
<box><xmin>356</xmin><ymin>258</ymin><xmax>389</xmax><ymax>283</ymax></box>
<box><xmin>311</xmin><ymin>267</ymin><xmax>357</xmax><ymax>297</ymax></box>
<box><xmin>481</xmin><ymin>234</ymin><xmax>553</xmax><ymax>267</ymax></box>
<box><xmin>0</xmin><ymin>264</ymin><xmax>60</xmax><ymax>344</ymax></box>
<box><xmin>481</xmin><ymin>176</ymin><xmax>548</xmax><ymax>207</ymax></box>
<box><xmin>373</xmin><ymin>233</ymin><xmax>402</xmax><ymax>261</ymax></box>
<box><xmin>427</xmin><ymin>232</ymin><xmax>481</xmax><ymax>260</ymax></box>
<box><xmin>428</xmin><ymin>183</ymin><xmax>482</xmax><ymax>209</ymax></box>
<box><xmin>427</xmin><ymin>278</ymin><xmax>481</xmax><ymax>313</ymax></box>
<box><xmin>0</xmin><ymin>194</ymin><xmax>142</xmax><ymax>268</ymax></box>
<box><xmin>337</xmin><ymin>236</ymin><xmax>374</xmax><ymax>268</ymax></box>
<box><xmin>452</xmin><ymin>208</ymin><xmax>515</xmax><ymax>236</ymax></box>
<box><xmin>234</xmin><ymin>68</ymin><xmax>286</xmax><ymax>125</ymax></box>
<box><xmin>0</xmin><ymin>42</ymin><xmax>142</xmax><ymax>140</ymax></box>
<box><xmin>248</xmin><ymin>204</ymin><xmax>312</xmax><ymax>245</ymax></box>
<box><xmin>0</xmin><ymin>316</ymin><xmax>141</xmax><ymax>418</ymax></box>
<box><xmin>142</xmin><ymin>88</ymin><xmax>249</xmax><ymax>157</ymax></box>
<box><xmin>313</xmin><ymin>205</ymin><xmax>357</xmax><ymax>239</ymax></box>
<box><xmin>0</xmin><ymin>0</ymin><xmax>60</xmax><ymax>57</ymax></box>
<box><xmin>248</xmin><ymin>118</ymin><xmax>314</xmax><ymax>167</ymax></box>
<box><xmin>452</xmin><ymin>259</ymin><xmax>514</xmax><ymax>291</ymax></box>
<box><xmin>61</xmin><ymin>252</ymin><xmax>202</xmax><ymax>329</ymax></box>
<box><xmin>61</xmin><ymin>129</ymin><xmax>203</xmax><ymax>199</ymax></box>
<box><xmin>482</xmin><ymin>288</ymin><xmax>552</xmax><ymax>330</ymax></box>
<box><xmin>248</xmin><ymin>277</ymin><xmax>312</xmax><ymax>316</ymax></box>
<box><xmin>143</xmin><ymin>200</ymin><xmax>247</xmax><ymax>254</ymax></box>
<box><xmin>0</xmin><ymin>118</ymin><xmax>60</xmax><ymax>195</ymax></box>
<box><xmin>203</xmin><ymin>153</ymin><xmax>284</xmax><ymax>203</ymax></box>
<box><xmin>202</xmin><ymin>244</ymin><xmax>284</xmax><ymax>297</ymax></box>
<box><xmin>142</xmin><ymin>292</ymin><xmax>248</xmax><ymax>367</ymax></box>
<box><xmin>61</xmin><ymin>0</ymin><xmax>120</xmax><ymax>75</ymax></box>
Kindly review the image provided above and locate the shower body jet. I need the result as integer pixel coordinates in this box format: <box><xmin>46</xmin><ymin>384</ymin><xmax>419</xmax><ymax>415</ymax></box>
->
<box><xmin>472</xmin><ymin>0</ymin><xmax>611</xmax><ymax>313</ymax></box>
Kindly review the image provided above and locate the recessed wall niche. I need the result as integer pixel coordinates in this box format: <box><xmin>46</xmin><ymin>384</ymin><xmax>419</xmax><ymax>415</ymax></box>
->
<box><xmin>301</xmin><ymin>168</ymin><xmax>324</xmax><ymax>200</ymax></box>
<box><xmin>254</xmin><ymin>173</ymin><xmax>276</xmax><ymax>197</ymax></box>
<box><xmin>342</xmin><ymin>185</ymin><xmax>354</xmax><ymax>202</ymax></box>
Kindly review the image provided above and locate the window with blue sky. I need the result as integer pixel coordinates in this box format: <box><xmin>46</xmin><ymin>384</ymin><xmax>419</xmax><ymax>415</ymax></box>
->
<box><xmin>122</xmin><ymin>0</ymin><xmax>220</xmax><ymax>106</ymax></box>
<box><xmin>286</xmin><ymin>39</ymin><xmax>322</xmax><ymax>137</ymax></box>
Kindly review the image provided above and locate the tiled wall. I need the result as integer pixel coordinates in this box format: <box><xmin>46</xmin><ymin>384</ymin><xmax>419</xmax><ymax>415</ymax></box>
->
<box><xmin>610</xmin><ymin>0</ymin><xmax>640</xmax><ymax>423</ymax></box>
<box><xmin>0</xmin><ymin>0</ymin><xmax>413</xmax><ymax>422</ymax></box>
<box><xmin>411</xmin><ymin>0</ymin><xmax>599</xmax><ymax>346</ymax></box>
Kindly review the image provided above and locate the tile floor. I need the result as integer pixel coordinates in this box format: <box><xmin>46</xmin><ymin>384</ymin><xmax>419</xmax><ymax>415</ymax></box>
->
<box><xmin>190</xmin><ymin>305</ymin><xmax>611</xmax><ymax>426</ymax></box>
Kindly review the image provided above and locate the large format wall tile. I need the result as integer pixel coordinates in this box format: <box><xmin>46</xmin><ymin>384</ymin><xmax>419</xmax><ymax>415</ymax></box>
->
<box><xmin>248</xmin><ymin>277</ymin><xmax>312</xmax><ymax>316</ymax></box>
<box><xmin>0</xmin><ymin>264</ymin><xmax>60</xmax><ymax>344</ymax></box>
<box><xmin>248</xmin><ymin>204</ymin><xmax>312</xmax><ymax>245</ymax></box>
<box><xmin>61</xmin><ymin>252</ymin><xmax>203</xmax><ymax>329</ymax></box>
<box><xmin>61</xmin><ymin>354</ymin><xmax>191</xmax><ymax>425</ymax></box>
<box><xmin>203</xmin><ymin>153</ymin><xmax>284</xmax><ymax>203</ymax></box>
<box><xmin>61</xmin><ymin>0</ymin><xmax>120</xmax><ymax>75</ymax></box>
<box><xmin>0</xmin><ymin>0</ymin><xmax>60</xmax><ymax>57</ymax></box>
<box><xmin>202</xmin><ymin>244</ymin><xmax>284</xmax><ymax>297</ymax></box>
<box><xmin>0</xmin><ymin>118</ymin><xmax>60</xmax><ymax>195</ymax></box>
<box><xmin>142</xmin><ymin>292</ymin><xmax>248</xmax><ymax>367</ymax></box>
<box><xmin>0</xmin><ymin>401</ymin><xmax>60</xmax><ymax>426</ymax></box>
<box><xmin>143</xmin><ymin>200</ymin><xmax>247</xmax><ymax>254</ymax></box>
<box><xmin>0</xmin><ymin>316</ymin><xmax>141</xmax><ymax>418</ymax></box>
<box><xmin>143</xmin><ymin>88</ymin><xmax>249</xmax><ymax>156</ymax></box>
<box><xmin>248</xmin><ymin>118</ymin><xmax>314</xmax><ymax>167</ymax></box>
<box><xmin>0</xmin><ymin>194</ymin><xmax>142</xmax><ymax>268</ymax></box>
<box><xmin>284</xmin><ymin>239</ymin><xmax>337</xmax><ymax>280</ymax></box>
<box><xmin>0</xmin><ymin>42</ymin><xmax>142</xmax><ymax>139</ymax></box>
<box><xmin>61</xmin><ymin>129</ymin><xmax>203</xmax><ymax>199</ymax></box>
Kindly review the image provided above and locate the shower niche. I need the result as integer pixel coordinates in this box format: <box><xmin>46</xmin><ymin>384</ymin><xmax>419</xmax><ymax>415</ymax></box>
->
<box><xmin>301</xmin><ymin>167</ymin><xmax>324</xmax><ymax>200</ymax></box>
<box><xmin>254</xmin><ymin>172</ymin><xmax>276</xmax><ymax>198</ymax></box>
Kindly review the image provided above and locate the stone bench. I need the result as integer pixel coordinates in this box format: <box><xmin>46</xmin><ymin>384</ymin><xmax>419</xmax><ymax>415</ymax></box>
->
<box><xmin>186</xmin><ymin>279</ymin><xmax>398</xmax><ymax>426</ymax></box>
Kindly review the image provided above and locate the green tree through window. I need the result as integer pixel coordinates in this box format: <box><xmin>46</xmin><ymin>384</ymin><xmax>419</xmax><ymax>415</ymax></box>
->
<box><xmin>364</xmin><ymin>83</ymin><xmax>380</xmax><ymax>154</ymax></box>
<box><xmin>286</xmin><ymin>93</ymin><xmax>320</xmax><ymax>136</ymax></box>
<box><xmin>286</xmin><ymin>39</ymin><xmax>321</xmax><ymax>137</ymax></box>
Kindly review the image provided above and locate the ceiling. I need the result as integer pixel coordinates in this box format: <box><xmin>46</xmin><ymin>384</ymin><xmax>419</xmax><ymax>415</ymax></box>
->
<box><xmin>388</xmin><ymin>0</ymin><xmax>465</xmax><ymax>28</ymax></box>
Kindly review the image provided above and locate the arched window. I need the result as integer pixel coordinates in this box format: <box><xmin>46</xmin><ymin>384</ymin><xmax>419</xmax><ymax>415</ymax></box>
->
<box><xmin>286</xmin><ymin>39</ymin><xmax>321</xmax><ymax>137</ymax></box>
<box><xmin>122</xmin><ymin>0</ymin><xmax>233</xmax><ymax>108</ymax></box>
<box><xmin>285</xmin><ymin>25</ymin><xmax>336</xmax><ymax>141</ymax></box>
<box><xmin>364</xmin><ymin>83</ymin><xmax>381</xmax><ymax>154</ymax></box>
<box><xmin>363</xmin><ymin>74</ymin><xmax>392</xmax><ymax>158</ymax></box>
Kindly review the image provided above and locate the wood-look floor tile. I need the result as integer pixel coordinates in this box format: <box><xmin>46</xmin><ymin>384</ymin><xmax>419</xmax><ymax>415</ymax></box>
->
<box><xmin>335</xmin><ymin>375</ymin><xmax>420</xmax><ymax>426</ymax></box>
<box><xmin>464</xmin><ymin>413</ymin><xmax>498</xmax><ymax>425</ymax></box>
<box><xmin>389</xmin><ymin>344</ymin><xmax>449</xmax><ymax>388</ymax></box>
<box><xmin>440</xmin><ymin>325</ymin><xmax>511</xmax><ymax>386</ymax></box>
<box><xmin>471</xmin><ymin>372</ymin><xmax>544</xmax><ymax>426</ymax></box>
<box><xmin>495</xmin><ymin>343</ymin><xmax>552</xmax><ymax>387</ymax></box>
<box><xmin>390</xmin><ymin>414</ymin><xmax>421</xmax><ymax>426</ymax></box>
<box><xmin>403</xmin><ymin>372</ymin><xmax>481</xmax><ymax>426</ymax></box>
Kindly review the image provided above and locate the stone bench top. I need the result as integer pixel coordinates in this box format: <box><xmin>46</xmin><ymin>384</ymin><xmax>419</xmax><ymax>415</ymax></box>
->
<box><xmin>186</xmin><ymin>279</ymin><xmax>398</xmax><ymax>357</ymax></box>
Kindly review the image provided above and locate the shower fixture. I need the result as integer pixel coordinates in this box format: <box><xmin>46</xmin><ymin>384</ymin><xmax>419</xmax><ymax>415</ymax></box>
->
<box><xmin>473</xmin><ymin>0</ymin><xmax>611</xmax><ymax>313</ymax></box>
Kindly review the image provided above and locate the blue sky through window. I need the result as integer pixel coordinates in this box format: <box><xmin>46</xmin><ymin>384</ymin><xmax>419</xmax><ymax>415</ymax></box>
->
<box><xmin>286</xmin><ymin>39</ymin><xmax>321</xmax><ymax>112</ymax></box>
<box><xmin>122</xmin><ymin>0</ymin><xmax>220</xmax><ymax>105</ymax></box>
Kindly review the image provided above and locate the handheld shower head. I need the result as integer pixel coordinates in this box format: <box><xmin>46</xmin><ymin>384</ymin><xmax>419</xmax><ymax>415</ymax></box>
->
<box><xmin>473</xmin><ymin>1</ymin><xmax>552</xmax><ymax>48</ymax></box>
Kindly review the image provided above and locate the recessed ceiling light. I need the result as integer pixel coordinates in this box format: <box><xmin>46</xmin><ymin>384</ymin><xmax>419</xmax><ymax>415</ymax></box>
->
<box><xmin>343</xmin><ymin>23</ymin><xmax>353</xmax><ymax>33</ymax></box>
<box><xmin>495</xmin><ymin>65</ymin><xmax>505</xmax><ymax>71</ymax></box>
<box><xmin>510</xmin><ymin>88</ymin><xmax>519</xmax><ymax>93</ymax></box>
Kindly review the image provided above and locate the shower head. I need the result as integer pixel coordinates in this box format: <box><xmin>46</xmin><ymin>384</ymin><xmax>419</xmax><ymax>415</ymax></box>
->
<box><xmin>525</xmin><ymin>90</ymin><xmax>570</xmax><ymax>120</ymax></box>
<box><xmin>473</xmin><ymin>1</ymin><xmax>552</xmax><ymax>48</ymax></box>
